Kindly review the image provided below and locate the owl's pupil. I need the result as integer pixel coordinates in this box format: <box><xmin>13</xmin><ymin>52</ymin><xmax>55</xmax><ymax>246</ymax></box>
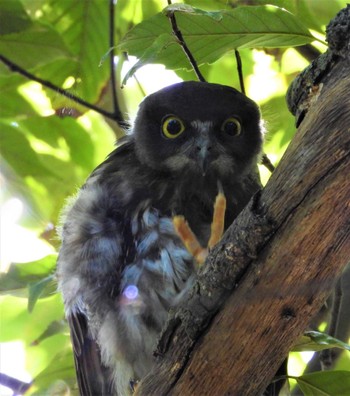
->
<box><xmin>167</xmin><ymin>119</ymin><xmax>182</xmax><ymax>135</ymax></box>
<box><xmin>225</xmin><ymin>121</ymin><xmax>238</xmax><ymax>135</ymax></box>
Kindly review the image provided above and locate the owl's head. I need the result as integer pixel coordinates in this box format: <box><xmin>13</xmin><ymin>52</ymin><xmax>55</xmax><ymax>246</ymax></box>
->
<box><xmin>133</xmin><ymin>81</ymin><xmax>263</xmax><ymax>180</ymax></box>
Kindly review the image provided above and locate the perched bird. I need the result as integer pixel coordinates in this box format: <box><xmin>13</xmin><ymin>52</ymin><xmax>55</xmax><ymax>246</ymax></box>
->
<box><xmin>57</xmin><ymin>81</ymin><xmax>263</xmax><ymax>395</ymax></box>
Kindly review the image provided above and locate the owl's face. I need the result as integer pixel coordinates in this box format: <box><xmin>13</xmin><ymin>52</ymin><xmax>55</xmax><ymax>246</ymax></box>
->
<box><xmin>133</xmin><ymin>81</ymin><xmax>263</xmax><ymax>179</ymax></box>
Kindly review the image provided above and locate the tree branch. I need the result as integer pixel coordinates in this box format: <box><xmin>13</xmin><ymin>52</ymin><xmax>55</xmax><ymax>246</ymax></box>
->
<box><xmin>295</xmin><ymin>44</ymin><xmax>321</xmax><ymax>62</ymax></box>
<box><xmin>0</xmin><ymin>373</ymin><xmax>31</xmax><ymax>395</ymax></box>
<box><xmin>0</xmin><ymin>48</ymin><xmax>129</xmax><ymax>128</ymax></box>
<box><xmin>136</xmin><ymin>5</ymin><xmax>350</xmax><ymax>395</ymax></box>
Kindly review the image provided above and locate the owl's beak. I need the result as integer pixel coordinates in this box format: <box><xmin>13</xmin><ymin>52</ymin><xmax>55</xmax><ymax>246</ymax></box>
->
<box><xmin>194</xmin><ymin>137</ymin><xmax>213</xmax><ymax>175</ymax></box>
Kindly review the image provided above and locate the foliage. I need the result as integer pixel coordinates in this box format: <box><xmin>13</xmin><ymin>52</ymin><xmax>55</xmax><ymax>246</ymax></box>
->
<box><xmin>0</xmin><ymin>0</ymin><xmax>348</xmax><ymax>394</ymax></box>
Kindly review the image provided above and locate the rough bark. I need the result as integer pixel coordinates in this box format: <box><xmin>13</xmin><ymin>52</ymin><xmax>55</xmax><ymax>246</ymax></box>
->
<box><xmin>136</xmin><ymin>6</ymin><xmax>350</xmax><ymax>396</ymax></box>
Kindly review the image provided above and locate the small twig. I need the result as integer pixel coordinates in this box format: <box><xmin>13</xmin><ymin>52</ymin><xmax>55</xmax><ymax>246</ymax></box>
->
<box><xmin>123</xmin><ymin>52</ymin><xmax>147</xmax><ymax>97</ymax></box>
<box><xmin>235</xmin><ymin>49</ymin><xmax>245</xmax><ymax>94</ymax></box>
<box><xmin>261</xmin><ymin>153</ymin><xmax>275</xmax><ymax>173</ymax></box>
<box><xmin>0</xmin><ymin>372</ymin><xmax>31</xmax><ymax>395</ymax></box>
<box><xmin>0</xmin><ymin>55</ymin><xmax>129</xmax><ymax>129</ymax></box>
<box><xmin>109</xmin><ymin>0</ymin><xmax>126</xmax><ymax>125</ymax></box>
<box><xmin>296</xmin><ymin>44</ymin><xmax>321</xmax><ymax>63</ymax></box>
<box><xmin>166</xmin><ymin>0</ymin><xmax>206</xmax><ymax>82</ymax></box>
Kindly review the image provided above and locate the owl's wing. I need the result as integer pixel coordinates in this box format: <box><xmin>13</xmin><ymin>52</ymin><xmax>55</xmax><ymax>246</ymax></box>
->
<box><xmin>68</xmin><ymin>312</ymin><xmax>112</xmax><ymax>396</ymax></box>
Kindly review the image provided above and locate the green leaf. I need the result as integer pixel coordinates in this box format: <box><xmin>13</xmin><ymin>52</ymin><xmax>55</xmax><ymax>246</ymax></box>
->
<box><xmin>119</xmin><ymin>4</ymin><xmax>316</xmax><ymax>79</ymax></box>
<box><xmin>0</xmin><ymin>0</ymin><xmax>32</xmax><ymax>35</ymax></box>
<box><xmin>166</xmin><ymin>3</ymin><xmax>223</xmax><ymax>21</ymax></box>
<box><xmin>0</xmin><ymin>24</ymin><xmax>72</xmax><ymax>69</ymax></box>
<box><xmin>28</xmin><ymin>275</ymin><xmax>56</xmax><ymax>312</ymax></box>
<box><xmin>0</xmin><ymin>255</ymin><xmax>57</xmax><ymax>295</ymax></box>
<box><xmin>293</xmin><ymin>330</ymin><xmax>350</xmax><ymax>352</ymax></box>
<box><xmin>30</xmin><ymin>320</ymin><xmax>67</xmax><ymax>346</ymax></box>
<box><xmin>251</xmin><ymin>0</ymin><xmax>347</xmax><ymax>34</ymax></box>
<box><xmin>20</xmin><ymin>116</ymin><xmax>95</xmax><ymax>170</ymax></box>
<box><xmin>32</xmin><ymin>346</ymin><xmax>76</xmax><ymax>395</ymax></box>
<box><xmin>0</xmin><ymin>293</ymin><xmax>64</xmax><ymax>343</ymax></box>
<box><xmin>0</xmin><ymin>74</ymin><xmax>41</xmax><ymax>117</ymax></box>
<box><xmin>122</xmin><ymin>34</ymin><xmax>176</xmax><ymax>84</ymax></box>
<box><xmin>0</xmin><ymin>122</ymin><xmax>57</xmax><ymax>178</ymax></box>
<box><xmin>37</xmin><ymin>0</ymin><xmax>110</xmax><ymax>104</ymax></box>
<box><xmin>293</xmin><ymin>371</ymin><xmax>350</xmax><ymax>396</ymax></box>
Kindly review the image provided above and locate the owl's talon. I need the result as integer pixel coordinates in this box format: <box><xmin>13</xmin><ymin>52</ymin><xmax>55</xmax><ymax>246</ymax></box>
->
<box><xmin>173</xmin><ymin>191</ymin><xmax>227</xmax><ymax>266</ymax></box>
<box><xmin>130</xmin><ymin>379</ymin><xmax>139</xmax><ymax>393</ymax></box>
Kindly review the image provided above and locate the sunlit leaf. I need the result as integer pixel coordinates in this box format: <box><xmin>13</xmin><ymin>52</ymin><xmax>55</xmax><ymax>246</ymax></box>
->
<box><xmin>28</xmin><ymin>275</ymin><xmax>56</xmax><ymax>312</ymax></box>
<box><xmin>167</xmin><ymin>3</ymin><xmax>223</xmax><ymax>20</ymax></box>
<box><xmin>0</xmin><ymin>122</ymin><xmax>58</xmax><ymax>178</ymax></box>
<box><xmin>119</xmin><ymin>4</ymin><xmax>316</xmax><ymax>79</ymax></box>
<box><xmin>0</xmin><ymin>24</ymin><xmax>71</xmax><ymax>69</ymax></box>
<box><xmin>31</xmin><ymin>346</ymin><xmax>76</xmax><ymax>395</ymax></box>
<box><xmin>0</xmin><ymin>255</ymin><xmax>56</xmax><ymax>295</ymax></box>
<box><xmin>30</xmin><ymin>320</ymin><xmax>67</xmax><ymax>346</ymax></box>
<box><xmin>293</xmin><ymin>371</ymin><xmax>350</xmax><ymax>396</ymax></box>
<box><xmin>37</xmin><ymin>0</ymin><xmax>110</xmax><ymax>104</ymax></box>
<box><xmin>20</xmin><ymin>116</ymin><xmax>95</xmax><ymax>170</ymax></box>
<box><xmin>122</xmin><ymin>34</ymin><xmax>176</xmax><ymax>85</ymax></box>
<box><xmin>250</xmin><ymin>0</ymin><xmax>347</xmax><ymax>34</ymax></box>
<box><xmin>0</xmin><ymin>293</ymin><xmax>64</xmax><ymax>343</ymax></box>
<box><xmin>293</xmin><ymin>330</ymin><xmax>350</xmax><ymax>352</ymax></box>
<box><xmin>0</xmin><ymin>74</ymin><xmax>38</xmax><ymax>116</ymax></box>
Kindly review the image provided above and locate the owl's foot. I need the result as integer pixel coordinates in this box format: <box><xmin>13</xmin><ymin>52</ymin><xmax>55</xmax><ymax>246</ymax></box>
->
<box><xmin>173</xmin><ymin>191</ymin><xmax>226</xmax><ymax>266</ymax></box>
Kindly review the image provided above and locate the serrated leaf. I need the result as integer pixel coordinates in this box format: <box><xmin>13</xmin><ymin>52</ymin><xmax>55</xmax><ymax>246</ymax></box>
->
<box><xmin>294</xmin><ymin>371</ymin><xmax>350</xmax><ymax>396</ymax></box>
<box><xmin>119</xmin><ymin>4</ymin><xmax>316</xmax><ymax>80</ymax></box>
<box><xmin>28</xmin><ymin>275</ymin><xmax>57</xmax><ymax>312</ymax></box>
<box><xmin>293</xmin><ymin>330</ymin><xmax>350</xmax><ymax>352</ymax></box>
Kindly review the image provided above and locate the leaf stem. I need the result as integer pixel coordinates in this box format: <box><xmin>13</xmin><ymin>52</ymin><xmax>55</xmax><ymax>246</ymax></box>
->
<box><xmin>166</xmin><ymin>0</ymin><xmax>206</xmax><ymax>82</ymax></box>
<box><xmin>109</xmin><ymin>0</ymin><xmax>126</xmax><ymax>125</ymax></box>
<box><xmin>235</xmin><ymin>49</ymin><xmax>245</xmax><ymax>94</ymax></box>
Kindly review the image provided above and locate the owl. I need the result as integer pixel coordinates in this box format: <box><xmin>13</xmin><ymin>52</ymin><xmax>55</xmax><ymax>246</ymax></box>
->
<box><xmin>57</xmin><ymin>81</ymin><xmax>263</xmax><ymax>395</ymax></box>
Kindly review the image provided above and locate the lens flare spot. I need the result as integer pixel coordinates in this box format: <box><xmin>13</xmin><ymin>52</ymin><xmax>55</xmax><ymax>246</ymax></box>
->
<box><xmin>123</xmin><ymin>285</ymin><xmax>139</xmax><ymax>300</ymax></box>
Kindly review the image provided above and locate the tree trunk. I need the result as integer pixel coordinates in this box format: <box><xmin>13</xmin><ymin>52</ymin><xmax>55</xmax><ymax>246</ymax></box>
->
<box><xmin>136</xmin><ymin>6</ymin><xmax>350</xmax><ymax>396</ymax></box>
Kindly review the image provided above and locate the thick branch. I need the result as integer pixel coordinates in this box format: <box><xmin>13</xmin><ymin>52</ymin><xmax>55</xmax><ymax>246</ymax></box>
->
<box><xmin>136</xmin><ymin>6</ymin><xmax>350</xmax><ymax>396</ymax></box>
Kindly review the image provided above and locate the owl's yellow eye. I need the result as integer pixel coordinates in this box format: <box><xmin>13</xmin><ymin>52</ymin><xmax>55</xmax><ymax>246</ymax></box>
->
<box><xmin>221</xmin><ymin>117</ymin><xmax>241</xmax><ymax>136</ymax></box>
<box><xmin>162</xmin><ymin>116</ymin><xmax>185</xmax><ymax>139</ymax></box>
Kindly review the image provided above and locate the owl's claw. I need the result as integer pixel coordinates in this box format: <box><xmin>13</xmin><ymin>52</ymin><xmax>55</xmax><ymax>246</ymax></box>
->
<box><xmin>130</xmin><ymin>379</ymin><xmax>139</xmax><ymax>394</ymax></box>
<box><xmin>173</xmin><ymin>191</ymin><xmax>226</xmax><ymax>266</ymax></box>
<box><xmin>208</xmin><ymin>191</ymin><xmax>226</xmax><ymax>249</ymax></box>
